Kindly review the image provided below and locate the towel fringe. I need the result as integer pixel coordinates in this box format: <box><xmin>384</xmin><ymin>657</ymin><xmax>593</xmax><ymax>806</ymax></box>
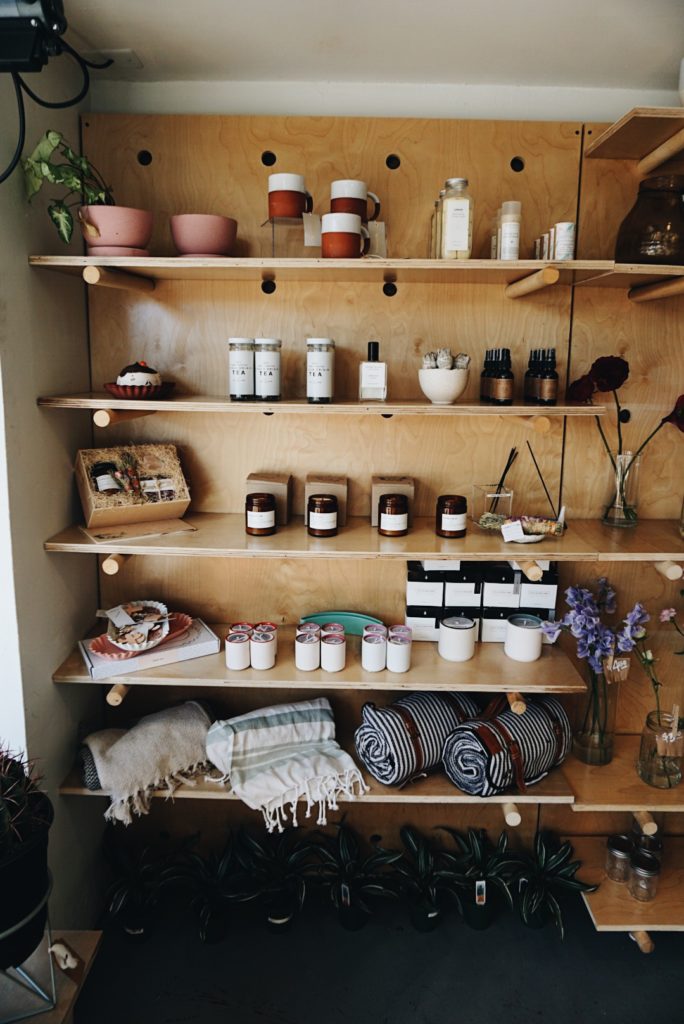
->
<box><xmin>259</xmin><ymin>767</ymin><xmax>368</xmax><ymax>832</ymax></box>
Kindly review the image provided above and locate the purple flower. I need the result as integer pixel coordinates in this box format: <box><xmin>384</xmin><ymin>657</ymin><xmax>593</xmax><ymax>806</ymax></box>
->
<box><xmin>660</xmin><ymin>608</ymin><xmax>677</xmax><ymax>623</ymax></box>
<box><xmin>626</xmin><ymin>603</ymin><xmax>649</xmax><ymax>629</ymax></box>
<box><xmin>541</xmin><ymin>621</ymin><xmax>561</xmax><ymax>643</ymax></box>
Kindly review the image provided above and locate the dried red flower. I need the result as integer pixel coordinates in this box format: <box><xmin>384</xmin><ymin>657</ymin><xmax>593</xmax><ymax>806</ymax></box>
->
<box><xmin>662</xmin><ymin>395</ymin><xmax>684</xmax><ymax>433</ymax></box>
<box><xmin>566</xmin><ymin>374</ymin><xmax>595</xmax><ymax>403</ymax></box>
<box><xmin>589</xmin><ymin>356</ymin><xmax>629</xmax><ymax>392</ymax></box>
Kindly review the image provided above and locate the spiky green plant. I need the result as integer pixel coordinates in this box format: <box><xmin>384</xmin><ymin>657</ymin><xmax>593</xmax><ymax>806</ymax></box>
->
<box><xmin>22</xmin><ymin>130</ymin><xmax>114</xmax><ymax>244</ymax></box>
<box><xmin>513</xmin><ymin>831</ymin><xmax>597</xmax><ymax>939</ymax></box>
<box><xmin>0</xmin><ymin>748</ymin><xmax>50</xmax><ymax>858</ymax></box>
<box><xmin>314</xmin><ymin>824</ymin><xmax>401</xmax><ymax>924</ymax></box>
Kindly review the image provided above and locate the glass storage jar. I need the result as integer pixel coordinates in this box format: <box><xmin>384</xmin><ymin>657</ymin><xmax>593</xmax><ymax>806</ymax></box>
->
<box><xmin>605</xmin><ymin>834</ymin><xmax>633</xmax><ymax>883</ymax></box>
<box><xmin>637</xmin><ymin>710</ymin><xmax>683</xmax><ymax>789</ymax></box>
<box><xmin>306</xmin><ymin>338</ymin><xmax>335</xmax><ymax>403</ymax></box>
<box><xmin>254</xmin><ymin>338</ymin><xmax>281</xmax><ymax>401</ymax></box>
<box><xmin>628</xmin><ymin>851</ymin><xmax>660</xmax><ymax>903</ymax></box>
<box><xmin>307</xmin><ymin>494</ymin><xmax>338</xmax><ymax>537</ymax></box>
<box><xmin>378</xmin><ymin>493</ymin><xmax>409</xmax><ymax>536</ymax></box>
<box><xmin>615</xmin><ymin>175</ymin><xmax>684</xmax><ymax>264</ymax></box>
<box><xmin>440</xmin><ymin>178</ymin><xmax>473</xmax><ymax>260</ymax></box>
<box><xmin>229</xmin><ymin>337</ymin><xmax>255</xmax><ymax>401</ymax></box>
<box><xmin>436</xmin><ymin>494</ymin><xmax>467</xmax><ymax>538</ymax></box>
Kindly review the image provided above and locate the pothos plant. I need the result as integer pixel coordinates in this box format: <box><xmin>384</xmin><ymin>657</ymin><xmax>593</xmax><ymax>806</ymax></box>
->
<box><xmin>22</xmin><ymin>130</ymin><xmax>114</xmax><ymax>244</ymax></box>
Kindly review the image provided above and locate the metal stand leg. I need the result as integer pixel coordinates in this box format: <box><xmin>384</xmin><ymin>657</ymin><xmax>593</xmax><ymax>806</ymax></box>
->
<box><xmin>0</xmin><ymin>876</ymin><xmax>57</xmax><ymax>1023</ymax></box>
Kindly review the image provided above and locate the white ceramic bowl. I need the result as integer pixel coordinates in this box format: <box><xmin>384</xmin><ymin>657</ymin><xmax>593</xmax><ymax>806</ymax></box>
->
<box><xmin>107</xmin><ymin>600</ymin><xmax>169</xmax><ymax>652</ymax></box>
<box><xmin>418</xmin><ymin>367</ymin><xmax>469</xmax><ymax>405</ymax></box>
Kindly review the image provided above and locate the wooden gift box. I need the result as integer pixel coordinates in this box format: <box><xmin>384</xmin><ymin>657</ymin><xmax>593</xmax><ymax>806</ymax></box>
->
<box><xmin>75</xmin><ymin>444</ymin><xmax>190</xmax><ymax>528</ymax></box>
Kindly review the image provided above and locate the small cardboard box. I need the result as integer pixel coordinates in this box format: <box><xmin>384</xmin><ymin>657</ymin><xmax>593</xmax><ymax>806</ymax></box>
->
<box><xmin>371</xmin><ymin>475</ymin><xmax>415</xmax><ymax>526</ymax></box>
<box><xmin>246</xmin><ymin>472</ymin><xmax>293</xmax><ymax>526</ymax></box>
<box><xmin>304</xmin><ymin>474</ymin><xmax>348</xmax><ymax>526</ymax></box>
<box><xmin>76</xmin><ymin>444</ymin><xmax>190</xmax><ymax>529</ymax></box>
<box><xmin>406</xmin><ymin>579</ymin><xmax>444</xmax><ymax>607</ymax></box>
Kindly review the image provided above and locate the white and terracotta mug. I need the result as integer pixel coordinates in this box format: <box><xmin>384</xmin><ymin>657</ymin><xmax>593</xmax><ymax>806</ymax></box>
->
<box><xmin>268</xmin><ymin>173</ymin><xmax>313</xmax><ymax>219</ymax></box>
<box><xmin>330</xmin><ymin>179</ymin><xmax>381</xmax><ymax>223</ymax></box>
<box><xmin>321</xmin><ymin>212</ymin><xmax>370</xmax><ymax>259</ymax></box>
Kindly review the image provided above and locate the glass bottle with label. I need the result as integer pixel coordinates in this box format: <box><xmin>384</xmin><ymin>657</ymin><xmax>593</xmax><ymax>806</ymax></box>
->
<box><xmin>307</xmin><ymin>494</ymin><xmax>338</xmax><ymax>537</ymax></box>
<box><xmin>254</xmin><ymin>338</ymin><xmax>281</xmax><ymax>401</ymax></box>
<box><xmin>440</xmin><ymin>178</ymin><xmax>473</xmax><ymax>260</ymax></box>
<box><xmin>306</xmin><ymin>338</ymin><xmax>335</xmax><ymax>404</ymax></box>
<box><xmin>538</xmin><ymin>348</ymin><xmax>558</xmax><ymax>406</ymax></box>
<box><xmin>358</xmin><ymin>340</ymin><xmax>388</xmax><ymax>401</ymax></box>
<box><xmin>378</xmin><ymin>493</ymin><xmax>409</xmax><ymax>536</ymax></box>
<box><xmin>436</xmin><ymin>495</ymin><xmax>467</xmax><ymax>538</ymax></box>
<box><xmin>228</xmin><ymin>338</ymin><xmax>255</xmax><ymax>401</ymax></box>
<box><xmin>490</xmin><ymin>348</ymin><xmax>514</xmax><ymax>406</ymax></box>
<box><xmin>245</xmin><ymin>492</ymin><xmax>277</xmax><ymax>536</ymax></box>
<box><xmin>91</xmin><ymin>461</ymin><xmax>120</xmax><ymax>496</ymax></box>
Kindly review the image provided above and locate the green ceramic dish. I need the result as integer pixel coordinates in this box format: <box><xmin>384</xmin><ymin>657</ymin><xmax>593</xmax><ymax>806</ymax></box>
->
<box><xmin>300</xmin><ymin>611</ymin><xmax>384</xmax><ymax>636</ymax></box>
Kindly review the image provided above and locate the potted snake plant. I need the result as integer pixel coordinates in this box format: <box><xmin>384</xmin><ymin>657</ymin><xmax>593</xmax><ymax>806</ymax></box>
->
<box><xmin>160</xmin><ymin>833</ymin><xmax>235</xmax><ymax>944</ymax></box>
<box><xmin>440</xmin><ymin>827</ymin><xmax>515</xmax><ymax>930</ymax></box>
<box><xmin>0</xmin><ymin>749</ymin><xmax>53</xmax><ymax>969</ymax></box>
<box><xmin>513</xmin><ymin>831</ymin><xmax>597</xmax><ymax>938</ymax></box>
<box><xmin>314</xmin><ymin>823</ymin><xmax>401</xmax><ymax>930</ymax></box>
<box><xmin>22</xmin><ymin>130</ymin><xmax>152</xmax><ymax>251</ymax></box>
<box><xmin>395</xmin><ymin>825</ymin><xmax>464</xmax><ymax>932</ymax></box>
<box><xmin>229</xmin><ymin>828</ymin><xmax>316</xmax><ymax>932</ymax></box>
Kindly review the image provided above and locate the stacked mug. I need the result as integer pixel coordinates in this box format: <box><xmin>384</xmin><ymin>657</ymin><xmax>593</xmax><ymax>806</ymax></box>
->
<box><xmin>225</xmin><ymin>621</ymin><xmax>278</xmax><ymax>671</ymax></box>
<box><xmin>295</xmin><ymin>621</ymin><xmax>347</xmax><ymax>673</ymax></box>
<box><xmin>361</xmin><ymin>623</ymin><xmax>412</xmax><ymax>673</ymax></box>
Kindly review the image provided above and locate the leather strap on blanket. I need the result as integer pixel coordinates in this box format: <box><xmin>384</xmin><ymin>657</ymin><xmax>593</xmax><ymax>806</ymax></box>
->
<box><xmin>392</xmin><ymin>691</ymin><xmax>474</xmax><ymax>775</ymax></box>
<box><xmin>469</xmin><ymin>720</ymin><xmax>527</xmax><ymax>793</ymax></box>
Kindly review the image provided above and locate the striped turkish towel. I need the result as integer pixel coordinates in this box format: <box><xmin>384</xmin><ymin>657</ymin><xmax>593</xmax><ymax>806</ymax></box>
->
<box><xmin>354</xmin><ymin>692</ymin><xmax>480</xmax><ymax>786</ymax></box>
<box><xmin>206</xmin><ymin>698</ymin><xmax>367</xmax><ymax>833</ymax></box>
<box><xmin>441</xmin><ymin>695</ymin><xmax>571</xmax><ymax>797</ymax></box>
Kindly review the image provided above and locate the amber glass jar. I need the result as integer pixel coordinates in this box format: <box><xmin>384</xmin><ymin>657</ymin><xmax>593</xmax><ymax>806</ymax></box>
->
<box><xmin>307</xmin><ymin>494</ymin><xmax>338</xmax><ymax>537</ymax></box>
<box><xmin>615</xmin><ymin>175</ymin><xmax>684</xmax><ymax>264</ymax></box>
<box><xmin>436</xmin><ymin>494</ymin><xmax>467</xmax><ymax>538</ymax></box>
<box><xmin>245</xmin><ymin>492</ymin><xmax>276</xmax><ymax>536</ymax></box>
<box><xmin>378</xmin><ymin>493</ymin><xmax>408</xmax><ymax>536</ymax></box>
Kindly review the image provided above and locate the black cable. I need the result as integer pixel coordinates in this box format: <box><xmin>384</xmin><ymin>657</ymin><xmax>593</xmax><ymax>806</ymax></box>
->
<box><xmin>58</xmin><ymin>37</ymin><xmax>113</xmax><ymax>70</ymax></box>
<box><xmin>0</xmin><ymin>72</ymin><xmax>26</xmax><ymax>184</ymax></box>
<box><xmin>17</xmin><ymin>48</ymin><xmax>91</xmax><ymax>108</ymax></box>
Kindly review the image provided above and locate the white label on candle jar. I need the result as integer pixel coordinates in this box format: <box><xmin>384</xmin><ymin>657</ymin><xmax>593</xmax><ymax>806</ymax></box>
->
<box><xmin>440</xmin><ymin>512</ymin><xmax>467</xmax><ymax>531</ymax></box>
<box><xmin>229</xmin><ymin>351</ymin><xmax>254</xmax><ymax>396</ymax></box>
<box><xmin>444</xmin><ymin>199</ymin><xmax>470</xmax><ymax>251</ymax></box>
<box><xmin>309</xmin><ymin>511</ymin><xmax>337</xmax><ymax>530</ymax></box>
<box><xmin>95</xmin><ymin>473</ymin><xmax>118</xmax><ymax>492</ymax></box>
<box><xmin>255</xmin><ymin>353</ymin><xmax>280</xmax><ymax>397</ymax></box>
<box><xmin>380</xmin><ymin>512</ymin><xmax>408</xmax><ymax>531</ymax></box>
<box><xmin>307</xmin><ymin>351</ymin><xmax>334</xmax><ymax>399</ymax></box>
<box><xmin>247</xmin><ymin>509</ymin><xmax>275</xmax><ymax>528</ymax></box>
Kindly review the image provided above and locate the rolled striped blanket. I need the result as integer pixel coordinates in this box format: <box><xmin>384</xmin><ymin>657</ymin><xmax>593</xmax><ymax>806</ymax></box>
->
<box><xmin>441</xmin><ymin>695</ymin><xmax>571</xmax><ymax>796</ymax></box>
<box><xmin>354</xmin><ymin>692</ymin><xmax>481</xmax><ymax>786</ymax></box>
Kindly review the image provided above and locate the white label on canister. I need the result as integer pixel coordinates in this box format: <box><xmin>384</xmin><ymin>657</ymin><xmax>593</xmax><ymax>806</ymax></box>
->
<box><xmin>440</xmin><ymin>512</ymin><xmax>467</xmax><ymax>531</ymax></box>
<box><xmin>500</xmin><ymin>222</ymin><xmax>520</xmax><ymax>261</ymax></box>
<box><xmin>309</xmin><ymin>511</ymin><xmax>337</xmax><ymax>530</ymax></box>
<box><xmin>362</xmin><ymin>364</ymin><xmax>386</xmax><ymax>388</ymax></box>
<box><xmin>554</xmin><ymin>222</ymin><xmax>575</xmax><ymax>260</ymax></box>
<box><xmin>229</xmin><ymin>350</ymin><xmax>254</xmax><ymax>396</ymax></box>
<box><xmin>380</xmin><ymin>512</ymin><xmax>408</xmax><ymax>531</ymax></box>
<box><xmin>255</xmin><ymin>352</ymin><xmax>280</xmax><ymax>397</ymax></box>
<box><xmin>95</xmin><ymin>473</ymin><xmax>118</xmax><ymax>492</ymax></box>
<box><xmin>307</xmin><ymin>351</ymin><xmax>334</xmax><ymax>399</ymax></box>
<box><xmin>247</xmin><ymin>509</ymin><xmax>275</xmax><ymax>528</ymax></box>
<box><xmin>443</xmin><ymin>198</ymin><xmax>470</xmax><ymax>252</ymax></box>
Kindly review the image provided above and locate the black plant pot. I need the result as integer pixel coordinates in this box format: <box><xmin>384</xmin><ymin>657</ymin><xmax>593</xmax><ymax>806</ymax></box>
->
<box><xmin>409</xmin><ymin>901</ymin><xmax>441</xmax><ymax>933</ymax></box>
<box><xmin>266</xmin><ymin>896</ymin><xmax>296</xmax><ymax>933</ymax></box>
<box><xmin>337</xmin><ymin>904</ymin><xmax>370</xmax><ymax>932</ymax></box>
<box><xmin>0</xmin><ymin>795</ymin><xmax>53</xmax><ymax>970</ymax></box>
<box><xmin>462</xmin><ymin>888</ymin><xmax>504</xmax><ymax>931</ymax></box>
<box><xmin>199</xmin><ymin>908</ymin><xmax>228</xmax><ymax>944</ymax></box>
<box><xmin>519</xmin><ymin>901</ymin><xmax>552</xmax><ymax>930</ymax></box>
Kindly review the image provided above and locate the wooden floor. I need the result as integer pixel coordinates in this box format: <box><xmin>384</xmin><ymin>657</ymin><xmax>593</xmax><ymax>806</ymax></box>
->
<box><xmin>0</xmin><ymin>930</ymin><xmax>101</xmax><ymax>1024</ymax></box>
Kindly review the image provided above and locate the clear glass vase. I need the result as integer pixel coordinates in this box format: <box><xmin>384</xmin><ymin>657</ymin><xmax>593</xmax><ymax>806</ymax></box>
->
<box><xmin>602</xmin><ymin>452</ymin><xmax>640</xmax><ymax>528</ymax></box>
<box><xmin>572</xmin><ymin>671</ymin><xmax>618</xmax><ymax>765</ymax></box>
<box><xmin>637</xmin><ymin>711</ymin><xmax>683</xmax><ymax>789</ymax></box>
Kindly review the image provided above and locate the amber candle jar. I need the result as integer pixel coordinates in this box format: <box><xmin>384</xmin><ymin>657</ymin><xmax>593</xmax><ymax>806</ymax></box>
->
<box><xmin>245</xmin><ymin>492</ymin><xmax>276</xmax><ymax>536</ymax></box>
<box><xmin>378</xmin><ymin>493</ymin><xmax>408</xmax><ymax>536</ymax></box>
<box><xmin>307</xmin><ymin>494</ymin><xmax>338</xmax><ymax>537</ymax></box>
<box><xmin>436</xmin><ymin>494</ymin><xmax>467</xmax><ymax>538</ymax></box>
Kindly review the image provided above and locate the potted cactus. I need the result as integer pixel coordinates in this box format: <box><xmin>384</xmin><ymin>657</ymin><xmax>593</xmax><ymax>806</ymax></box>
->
<box><xmin>0</xmin><ymin>748</ymin><xmax>54</xmax><ymax>969</ymax></box>
<box><xmin>22</xmin><ymin>130</ymin><xmax>152</xmax><ymax>252</ymax></box>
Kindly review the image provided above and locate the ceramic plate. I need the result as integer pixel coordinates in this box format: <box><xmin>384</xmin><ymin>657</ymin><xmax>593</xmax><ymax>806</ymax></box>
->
<box><xmin>300</xmin><ymin>611</ymin><xmax>384</xmax><ymax>636</ymax></box>
<box><xmin>103</xmin><ymin>382</ymin><xmax>175</xmax><ymax>400</ymax></box>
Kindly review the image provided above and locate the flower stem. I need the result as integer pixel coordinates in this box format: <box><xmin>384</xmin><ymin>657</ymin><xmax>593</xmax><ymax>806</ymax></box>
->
<box><xmin>613</xmin><ymin>391</ymin><xmax>623</xmax><ymax>456</ymax></box>
<box><xmin>595</xmin><ymin>416</ymin><xmax>616</xmax><ymax>472</ymax></box>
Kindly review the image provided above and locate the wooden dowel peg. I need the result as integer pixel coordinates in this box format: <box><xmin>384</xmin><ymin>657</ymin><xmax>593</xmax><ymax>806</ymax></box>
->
<box><xmin>637</xmin><ymin>126</ymin><xmax>684</xmax><ymax>176</ymax></box>
<box><xmin>82</xmin><ymin>265</ymin><xmax>155</xmax><ymax>294</ymax></box>
<box><xmin>502</xmin><ymin>801</ymin><xmax>522</xmax><ymax>827</ymax></box>
<box><xmin>517</xmin><ymin>560</ymin><xmax>544</xmax><ymax>582</ymax></box>
<box><xmin>509</xmin><ymin>415</ymin><xmax>552</xmax><ymax>434</ymax></box>
<box><xmin>633</xmin><ymin>810</ymin><xmax>658</xmax><ymax>836</ymax></box>
<box><xmin>653</xmin><ymin>560</ymin><xmax>683</xmax><ymax>582</ymax></box>
<box><xmin>506</xmin><ymin>692</ymin><xmax>527</xmax><ymax>715</ymax></box>
<box><xmin>101</xmin><ymin>553</ymin><xmax>130</xmax><ymax>576</ymax></box>
<box><xmin>93</xmin><ymin>408</ymin><xmax>156</xmax><ymax>428</ymax></box>
<box><xmin>106</xmin><ymin>683</ymin><xmax>130</xmax><ymax>707</ymax></box>
<box><xmin>628</xmin><ymin>275</ymin><xmax>684</xmax><ymax>303</ymax></box>
<box><xmin>504</xmin><ymin>267</ymin><xmax>560</xmax><ymax>299</ymax></box>
<box><xmin>629</xmin><ymin>930</ymin><xmax>655</xmax><ymax>954</ymax></box>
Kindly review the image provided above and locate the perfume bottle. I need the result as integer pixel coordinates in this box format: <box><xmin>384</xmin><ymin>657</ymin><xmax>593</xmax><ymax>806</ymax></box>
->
<box><xmin>358</xmin><ymin>340</ymin><xmax>388</xmax><ymax>401</ymax></box>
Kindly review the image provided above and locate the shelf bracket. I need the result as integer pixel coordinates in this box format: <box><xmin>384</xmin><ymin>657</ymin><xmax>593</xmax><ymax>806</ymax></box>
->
<box><xmin>502</xmin><ymin>801</ymin><xmax>522</xmax><ymax>827</ymax></box>
<box><xmin>101</xmin><ymin>553</ymin><xmax>130</xmax><ymax>576</ymax></box>
<box><xmin>653</xmin><ymin>560</ymin><xmax>683</xmax><ymax>582</ymax></box>
<box><xmin>106</xmin><ymin>683</ymin><xmax>130</xmax><ymax>707</ymax></box>
<box><xmin>637</xmin><ymin>126</ymin><xmax>684</xmax><ymax>176</ymax></box>
<box><xmin>629</xmin><ymin>930</ymin><xmax>655</xmax><ymax>954</ymax></box>
<box><xmin>93</xmin><ymin>409</ymin><xmax>157</xmax><ymax>428</ymax></box>
<box><xmin>82</xmin><ymin>266</ymin><xmax>156</xmax><ymax>294</ymax></box>
<box><xmin>632</xmin><ymin>810</ymin><xmax>658</xmax><ymax>836</ymax></box>
<box><xmin>508</xmin><ymin>415</ymin><xmax>552</xmax><ymax>434</ymax></box>
<box><xmin>504</xmin><ymin>267</ymin><xmax>560</xmax><ymax>300</ymax></box>
<box><xmin>506</xmin><ymin>692</ymin><xmax>527</xmax><ymax>715</ymax></box>
<box><xmin>628</xmin><ymin>276</ymin><xmax>684</xmax><ymax>303</ymax></box>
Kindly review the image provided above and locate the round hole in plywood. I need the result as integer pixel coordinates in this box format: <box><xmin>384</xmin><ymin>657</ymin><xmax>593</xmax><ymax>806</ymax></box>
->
<box><xmin>137</xmin><ymin>150</ymin><xmax>153</xmax><ymax>166</ymax></box>
<box><xmin>510</xmin><ymin>156</ymin><xmax>525</xmax><ymax>173</ymax></box>
<box><xmin>261</xmin><ymin>151</ymin><xmax>277</xmax><ymax>166</ymax></box>
<box><xmin>386</xmin><ymin>154</ymin><xmax>401</xmax><ymax>170</ymax></box>
<box><xmin>261</xmin><ymin>279</ymin><xmax>277</xmax><ymax>295</ymax></box>
<box><xmin>383</xmin><ymin>282</ymin><xmax>397</xmax><ymax>297</ymax></box>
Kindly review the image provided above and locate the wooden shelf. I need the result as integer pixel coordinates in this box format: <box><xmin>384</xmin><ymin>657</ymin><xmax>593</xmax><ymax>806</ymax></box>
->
<box><xmin>37</xmin><ymin>393</ymin><xmax>606</xmax><ymax>419</ymax></box>
<box><xmin>586</xmin><ymin>107</ymin><xmax>684</xmax><ymax>162</ymax></box>
<box><xmin>572</xmin><ymin>837</ymin><xmax>684</xmax><ymax>932</ymax></box>
<box><xmin>563</xmin><ymin>734</ymin><xmax>684</xmax><ymax>813</ymax></box>
<box><xmin>53</xmin><ymin>624</ymin><xmax>587</xmax><ymax>694</ymax></box>
<box><xmin>575</xmin><ymin>264</ymin><xmax>684</xmax><ymax>290</ymax></box>
<box><xmin>43</xmin><ymin>516</ymin><xmax>682</xmax><ymax>562</ymax></box>
<box><xmin>28</xmin><ymin>255</ymin><xmax>612</xmax><ymax>287</ymax></box>
<box><xmin>59</xmin><ymin>761</ymin><xmax>574</xmax><ymax>806</ymax></box>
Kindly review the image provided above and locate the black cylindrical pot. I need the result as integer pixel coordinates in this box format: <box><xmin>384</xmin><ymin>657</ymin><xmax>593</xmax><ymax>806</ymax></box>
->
<box><xmin>461</xmin><ymin>887</ymin><xmax>504</xmax><ymax>930</ymax></box>
<box><xmin>337</xmin><ymin>904</ymin><xmax>370</xmax><ymax>931</ymax></box>
<box><xmin>409</xmin><ymin>901</ymin><xmax>441</xmax><ymax>932</ymax></box>
<box><xmin>0</xmin><ymin>794</ymin><xmax>53</xmax><ymax>969</ymax></box>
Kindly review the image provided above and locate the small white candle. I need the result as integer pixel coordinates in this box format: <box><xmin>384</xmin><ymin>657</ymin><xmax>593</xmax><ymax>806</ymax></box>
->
<box><xmin>504</xmin><ymin>614</ymin><xmax>543</xmax><ymax>662</ymax></box>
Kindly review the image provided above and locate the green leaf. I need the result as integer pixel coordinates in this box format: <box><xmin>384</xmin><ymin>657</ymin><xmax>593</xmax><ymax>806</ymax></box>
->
<box><xmin>27</xmin><ymin>130</ymin><xmax>62</xmax><ymax>166</ymax></box>
<box><xmin>48</xmin><ymin>202</ymin><xmax>73</xmax><ymax>244</ymax></box>
<box><xmin>61</xmin><ymin>144</ymin><xmax>91</xmax><ymax>175</ymax></box>
<box><xmin>22</xmin><ymin>158</ymin><xmax>45</xmax><ymax>201</ymax></box>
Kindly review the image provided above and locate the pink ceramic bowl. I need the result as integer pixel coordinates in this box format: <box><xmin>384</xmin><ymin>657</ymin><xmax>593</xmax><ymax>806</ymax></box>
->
<box><xmin>79</xmin><ymin>206</ymin><xmax>153</xmax><ymax>248</ymax></box>
<box><xmin>170</xmin><ymin>214</ymin><xmax>238</xmax><ymax>256</ymax></box>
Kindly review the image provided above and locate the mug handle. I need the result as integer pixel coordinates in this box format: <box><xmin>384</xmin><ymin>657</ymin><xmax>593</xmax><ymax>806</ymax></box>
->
<box><xmin>360</xmin><ymin>224</ymin><xmax>371</xmax><ymax>256</ymax></box>
<box><xmin>304</xmin><ymin>191</ymin><xmax>313</xmax><ymax>213</ymax></box>
<box><xmin>367</xmin><ymin>191</ymin><xmax>381</xmax><ymax>222</ymax></box>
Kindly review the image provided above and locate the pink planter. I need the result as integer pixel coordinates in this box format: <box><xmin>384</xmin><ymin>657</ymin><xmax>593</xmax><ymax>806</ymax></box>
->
<box><xmin>170</xmin><ymin>214</ymin><xmax>238</xmax><ymax>256</ymax></box>
<box><xmin>79</xmin><ymin>206</ymin><xmax>153</xmax><ymax>249</ymax></box>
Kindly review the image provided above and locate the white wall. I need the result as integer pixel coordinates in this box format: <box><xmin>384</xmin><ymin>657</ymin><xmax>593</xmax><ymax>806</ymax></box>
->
<box><xmin>0</xmin><ymin>60</ymin><xmax>103</xmax><ymax>927</ymax></box>
<box><xmin>91</xmin><ymin>78</ymin><xmax>680</xmax><ymax>121</ymax></box>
